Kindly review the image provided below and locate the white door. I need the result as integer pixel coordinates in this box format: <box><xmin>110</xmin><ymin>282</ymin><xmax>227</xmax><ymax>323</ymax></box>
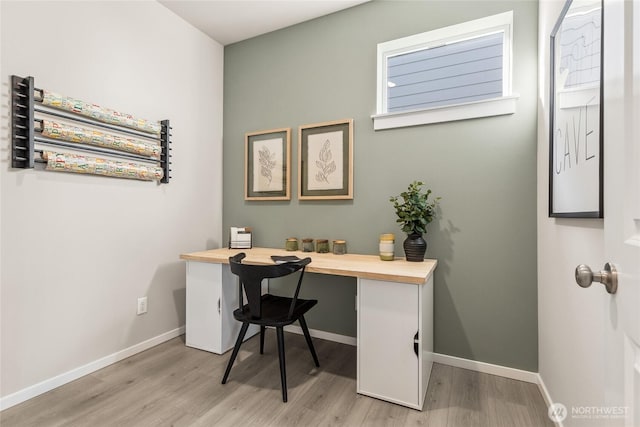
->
<box><xmin>602</xmin><ymin>1</ymin><xmax>640</xmax><ymax>425</ymax></box>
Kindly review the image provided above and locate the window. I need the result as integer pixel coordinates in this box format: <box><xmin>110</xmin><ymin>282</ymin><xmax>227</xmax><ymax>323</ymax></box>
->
<box><xmin>373</xmin><ymin>11</ymin><xmax>518</xmax><ymax>130</ymax></box>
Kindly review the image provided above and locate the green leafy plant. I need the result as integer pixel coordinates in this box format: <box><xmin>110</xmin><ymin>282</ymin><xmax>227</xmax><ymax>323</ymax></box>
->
<box><xmin>389</xmin><ymin>181</ymin><xmax>440</xmax><ymax>235</ymax></box>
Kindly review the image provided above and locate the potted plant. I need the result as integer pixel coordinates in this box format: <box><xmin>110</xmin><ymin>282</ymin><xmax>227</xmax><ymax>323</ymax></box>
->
<box><xmin>389</xmin><ymin>181</ymin><xmax>440</xmax><ymax>262</ymax></box>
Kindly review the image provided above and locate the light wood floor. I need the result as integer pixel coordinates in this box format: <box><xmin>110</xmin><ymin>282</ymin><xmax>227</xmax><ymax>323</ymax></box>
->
<box><xmin>0</xmin><ymin>331</ymin><xmax>553</xmax><ymax>426</ymax></box>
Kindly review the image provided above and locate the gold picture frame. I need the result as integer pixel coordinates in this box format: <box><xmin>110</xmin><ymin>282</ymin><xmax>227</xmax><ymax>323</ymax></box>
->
<box><xmin>245</xmin><ymin>128</ymin><xmax>291</xmax><ymax>201</ymax></box>
<box><xmin>298</xmin><ymin>119</ymin><xmax>353</xmax><ymax>200</ymax></box>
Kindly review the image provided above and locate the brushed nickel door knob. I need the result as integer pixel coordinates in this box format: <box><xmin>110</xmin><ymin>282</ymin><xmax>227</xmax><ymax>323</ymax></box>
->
<box><xmin>575</xmin><ymin>263</ymin><xmax>618</xmax><ymax>294</ymax></box>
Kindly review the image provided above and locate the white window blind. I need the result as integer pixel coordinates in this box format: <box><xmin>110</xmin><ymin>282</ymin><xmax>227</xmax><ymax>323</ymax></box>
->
<box><xmin>373</xmin><ymin>11</ymin><xmax>518</xmax><ymax>130</ymax></box>
<box><xmin>387</xmin><ymin>32</ymin><xmax>504</xmax><ymax>112</ymax></box>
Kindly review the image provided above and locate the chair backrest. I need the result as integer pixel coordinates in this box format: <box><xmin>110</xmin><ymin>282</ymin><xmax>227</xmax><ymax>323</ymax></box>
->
<box><xmin>228</xmin><ymin>253</ymin><xmax>312</xmax><ymax>319</ymax></box>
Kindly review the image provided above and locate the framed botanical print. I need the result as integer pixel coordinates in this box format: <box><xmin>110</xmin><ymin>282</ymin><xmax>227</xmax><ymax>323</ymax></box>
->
<box><xmin>298</xmin><ymin>119</ymin><xmax>353</xmax><ymax>200</ymax></box>
<box><xmin>245</xmin><ymin>128</ymin><xmax>291</xmax><ymax>200</ymax></box>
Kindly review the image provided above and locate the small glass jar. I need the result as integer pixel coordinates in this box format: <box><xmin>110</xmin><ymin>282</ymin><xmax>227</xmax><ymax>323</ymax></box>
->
<box><xmin>302</xmin><ymin>238</ymin><xmax>314</xmax><ymax>252</ymax></box>
<box><xmin>333</xmin><ymin>240</ymin><xmax>347</xmax><ymax>255</ymax></box>
<box><xmin>379</xmin><ymin>233</ymin><xmax>395</xmax><ymax>261</ymax></box>
<box><xmin>285</xmin><ymin>237</ymin><xmax>298</xmax><ymax>251</ymax></box>
<box><xmin>316</xmin><ymin>239</ymin><xmax>330</xmax><ymax>253</ymax></box>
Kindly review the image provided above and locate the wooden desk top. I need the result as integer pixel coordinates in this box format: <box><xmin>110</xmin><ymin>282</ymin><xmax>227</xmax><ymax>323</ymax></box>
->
<box><xmin>180</xmin><ymin>247</ymin><xmax>437</xmax><ymax>285</ymax></box>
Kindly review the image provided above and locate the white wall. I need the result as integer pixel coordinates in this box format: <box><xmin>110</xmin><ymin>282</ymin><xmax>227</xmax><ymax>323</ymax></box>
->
<box><xmin>537</xmin><ymin>1</ymin><xmax>607</xmax><ymax>425</ymax></box>
<box><xmin>0</xmin><ymin>0</ymin><xmax>223</xmax><ymax>404</ymax></box>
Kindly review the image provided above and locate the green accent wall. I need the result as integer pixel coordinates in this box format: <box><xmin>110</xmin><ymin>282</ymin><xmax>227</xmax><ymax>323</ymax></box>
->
<box><xmin>223</xmin><ymin>0</ymin><xmax>538</xmax><ymax>371</ymax></box>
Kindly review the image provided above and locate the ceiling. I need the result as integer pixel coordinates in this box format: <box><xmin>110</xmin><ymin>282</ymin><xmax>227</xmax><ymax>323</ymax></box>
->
<box><xmin>159</xmin><ymin>0</ymin><xmax>369</xmax><ymax>46</ymax></box>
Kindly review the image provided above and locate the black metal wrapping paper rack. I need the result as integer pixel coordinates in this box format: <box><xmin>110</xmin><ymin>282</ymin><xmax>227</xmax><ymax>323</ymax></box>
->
<box><xmin>11</xmin><ymin>75</ymin><xmax>172</xmax><ymax>183</ymax></box>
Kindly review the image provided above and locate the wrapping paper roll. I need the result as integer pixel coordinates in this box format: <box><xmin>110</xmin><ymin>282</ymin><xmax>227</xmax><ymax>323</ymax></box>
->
<box><xmin>41</xmin><ymin>120</ymin><xmax>161</xmax><ymax>159</ymax></box>
<box><xmin>41</xmin><ymin>90</ymin><xmax>161</xmax><ymax>135</ymax></box>
<box><xmin>43</xmin><ymin>151</ymin><xmax>164</xmax><ymax>181</ymax></box>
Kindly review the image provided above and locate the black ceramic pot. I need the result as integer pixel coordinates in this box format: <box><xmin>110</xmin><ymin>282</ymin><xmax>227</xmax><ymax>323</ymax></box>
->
<box><xmin>403</xmin><ymin>232</ymin><xmax>426</xmax><ymax>262</ymax></box>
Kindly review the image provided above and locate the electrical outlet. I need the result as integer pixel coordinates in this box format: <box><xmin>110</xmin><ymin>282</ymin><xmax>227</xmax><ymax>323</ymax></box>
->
<box><xmin>137</xmin><ymin>296</ymin><xmax>148</xmax><ymax>315</ymax></box>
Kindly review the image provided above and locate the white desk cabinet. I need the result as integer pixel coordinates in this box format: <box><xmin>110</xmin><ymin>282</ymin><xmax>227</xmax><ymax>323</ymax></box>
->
<box><xmin>185</xmin><ymin>261</ymin><xmax>260</xmax><ymax>354</ymax></box>
<box><xmin>357</xmin><ymin>275</ymin><xmax>433</xmax><ymax>410</ymax></box>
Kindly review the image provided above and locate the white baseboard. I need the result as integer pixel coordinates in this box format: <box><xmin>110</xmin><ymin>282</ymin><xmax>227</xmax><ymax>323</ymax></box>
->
<box><xmin>536</xmin><ymin>373</ymin><xmax>554</xmax><ymax>406</ymax></box>
<box><xmin>430</xmin><ymin>355</ymin><xmax>557</xmax><ymax>423</ymax></box>
<box><xmin>432</xmin><ymin>352</ymin><xmax>540</xmax><ymax>384</ymax></box>
<box><xmin>283</xmin><ymin>325</ymin><xmax>357</xmax><ymax>346</ymax></box>
<box><xmin>537</xmin><ymin>374</ymin><xmax>563</xmax><ymax>426</ymax></box>
<box><xmin>284</xmin><ymin>330</ymin><xmax>555</xmax><ymax>419</ymax></box>
<box><xmin>282</xmin><ymin>327</ymin><xmax>541</xmax><ymax>386</ymax></box>
<box><xmin>0</xmin><ymin>326</ymin><xmax>185</xmax><ymax>411</ymax></box>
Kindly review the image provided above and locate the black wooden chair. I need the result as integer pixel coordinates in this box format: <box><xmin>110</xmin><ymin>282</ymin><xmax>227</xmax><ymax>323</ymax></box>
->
<box><xmin>221</xmin><ymin>252</ymin><xmax>320</xmax><ymax>402</ymax></box>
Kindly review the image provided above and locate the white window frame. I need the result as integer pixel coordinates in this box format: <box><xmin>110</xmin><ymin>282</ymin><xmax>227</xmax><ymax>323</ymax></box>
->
<box><xmin>373</xmin><ymin>11</ymin><xmax>518</xmax><ymax>130</ymax></box>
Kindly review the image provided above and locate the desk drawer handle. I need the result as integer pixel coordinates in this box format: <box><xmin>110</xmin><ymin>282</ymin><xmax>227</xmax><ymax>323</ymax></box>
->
<box><xmin>414</xmin><ymin>331</ymin><xmax>419</xmax><ymax>357</ymax></box>
<box><xmin>217</xmin><ymin>298</ymin><xmax>221</xmax><ymax>314</ymax></box>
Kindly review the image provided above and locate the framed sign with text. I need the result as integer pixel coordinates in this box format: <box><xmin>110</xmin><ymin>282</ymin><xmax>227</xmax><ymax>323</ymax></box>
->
<box><xmin>549</xmin><ymin>0</ymin><xmax>603</xmax><ymax>218</ymax></box>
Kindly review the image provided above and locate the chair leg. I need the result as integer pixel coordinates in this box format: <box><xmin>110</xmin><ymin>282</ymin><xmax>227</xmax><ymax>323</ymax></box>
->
<box><xmin>221</xmin><ymin>322</ymin><xmax>250</xmax><ymax>384</ymax></box>
<box><xmin>299</xmin><ymin>315</ymin><xmax>319</xmax><ymax>367</ymax></box>
<box><xmin>260</xmin><ymin>325</ymin><xmax>266</xmax><ymax>354</ymax></box>
<box><xmin>276</xmin><ymin>326</ymin><xmax>287</xmax><ymax>402</ymax></box>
